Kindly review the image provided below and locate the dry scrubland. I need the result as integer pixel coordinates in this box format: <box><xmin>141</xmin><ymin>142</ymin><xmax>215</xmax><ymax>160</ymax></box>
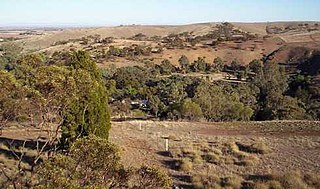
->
<box><xmin>1</xmin><ymin>21</ymin><xmax>320</xmax><ymax>188</ymax></box>
<box><xmin>1</xmin><ymin>120</ymin><xmax>319</xmax><ymax>188</ymax></box>
<box><xmin>110</xmin><ymin>121</ymin><xmax>320</xmax><ymax>188</ymax></box>
<box><xmin>1</xmin><ymin>22</ymin><xmax>319</xmax><ymax>68</ymax></box>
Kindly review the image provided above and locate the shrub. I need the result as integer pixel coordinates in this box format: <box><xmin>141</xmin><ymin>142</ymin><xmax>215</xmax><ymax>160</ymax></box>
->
<box><xmin>180</xmin><ymin>98</ymin><xmax>203</xmax><ymax>121</ymax></box>
<box><xmin>236</xmin><ymin>142</ymin><xmax>272</xmax><ymax>154</ymax></box>
<box><xmin>221</xmin><ymin>176</ymin><xmax>243</xmax><ymax>189</ymax></box>
<box><xmin>268</xmin><ymin>180</ymin><xmax>283</xmax><ymax>189</ymax></box>
<box><xmin>36</xmin><ymin>136</ymin><xmax>172</xmax><ymax>189</ymax></box>
<box><xmin>192</xmin><ymin>173</ymin><xmax>221</xmax><ymax>189</ymax></box>
<box><xmin>192</xmin><ymin>154</ymin><xmax>203</xmax><ymax>164</ymax></box>
<box><xmin>303</xmin><ymin>173</ymin><xmax>320</xmax><ymax>189</ymax></box>
<box><xmin>202</xmin><ymin>152</ymin><xmax>221</xmax><ymax>164</ymax></box>
<box><xmin>181</xmin><ymin>145</ymin><xmax>198</xmax><ymax>158</ymax></box>
<box><xmin>129</xmin><ymin>166</ymin><xmax>172</xmax><ymax>189</ymax></box>
<box><xmin>273</xmin><ymin>171</ymin><xmax>309</xmax><ymax>189</ymax></box>
<box><xmin>179</xmin><ymin>158</ymin><xmax>193</xmax><ymax>172</ymax></box>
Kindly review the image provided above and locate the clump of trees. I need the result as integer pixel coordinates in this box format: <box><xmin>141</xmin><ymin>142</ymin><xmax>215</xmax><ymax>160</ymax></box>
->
<box><xmin>106</xmin><ymin>45</ymin><xmax>153</xmax><ymax>59</ymax></box>
<box><xmin>194</xmin><ymin>81</ymin><xmax>254</xmax><ymax>121</ymax></box>
<box><xmin>106</xmin><ymin>63</ymin><xmax>257</xmax><ymax>121</ymax></box>
<box><xmin>254</xmin><ymin>62</ymin><xmax>309</xmax><ymax>120</ymax></box>
<box><xmin>103</xmin><ymin>52</ymin><xmax>316</xmax><ymax>121</ymax></box>
<box><xmin>178</xmin><ymin>55</ymin><xmax>226</xmax><ymax>73</ymax></box>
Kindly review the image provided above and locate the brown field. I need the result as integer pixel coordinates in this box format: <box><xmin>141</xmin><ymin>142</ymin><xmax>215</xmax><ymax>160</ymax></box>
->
<box><xmin>1</xmin><ymin>120</ymin><xmax>319</xmax><ymax>187</ymax></box>
<box><xmin>109</xmin><ymin>121</ymin><xmax>320</xmax><ymax>187</ymax></box>
<box><xmin>1</xmin><ymin>21</ymin><xmax>318</xmax><ymax>67</ymax></box>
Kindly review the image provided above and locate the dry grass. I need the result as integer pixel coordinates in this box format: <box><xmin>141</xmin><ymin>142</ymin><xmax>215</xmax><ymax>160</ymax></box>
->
<box><xmin>253</xmin><ymin>181</ymin><xmax>283</xmax><ymax>189</ymax></box>
<box><xmin>202</xmin><ymin>152</ymin><xmax>221</xmax><ymax>164</ymax></box>
<box><xmin>192</xmin><ymin>173</ymin><xmax>221</xmax><ymax>189</ymax></box>
<box><xmin>274</xmin><ymin>171</ymin><xmax>312</xmax><ymax>189</ymax></box>
<box><xmin>236</xmin><ymin>141</ymin><xmax>272</xmax><ymax>154</ymax></box>
<box><xmin>248</xmin><ymin>171</ymin><xmax>320</xmax><ymax>189</ymax></box>
<box><xmin>108</xmin><ymin>120</ymin><xmax>320</xmax><ymax>188</ymax></box>
<box><xmin>179</xmin><ymin>158</ymin><xmax>193</xmax><ymax>172</ymax></box>
<box><xmin>190</xmin><ymin>170</ymin><xmax>320</xmax><ymax>189</ymax></box>
<box><xmin>222</xmin><ymin>176</ymin><xmax>243</xmax><ymax>189</ymax></box>
<box><xmin>225</xmin><ymin>142</ymin><xmax>259</xmax><ymax>166</ymax></box>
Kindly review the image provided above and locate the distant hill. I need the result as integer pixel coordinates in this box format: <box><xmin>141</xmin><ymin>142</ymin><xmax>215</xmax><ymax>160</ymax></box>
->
<box><xmin>8</xmin><ymin>21</ymin><xmax>318</xmax><ymax>51</ymax></box>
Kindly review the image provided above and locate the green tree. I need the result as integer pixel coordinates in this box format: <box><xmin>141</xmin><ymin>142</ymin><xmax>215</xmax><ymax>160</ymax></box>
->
<box><xmin>0</xmin><ymin>43</ymin><xmax>22</xmax><ymax>70</ymax></box>
<box><xmin>194</xmin><ymin>82</ymin><xmax>253</xmax><ymax>121</ymax></box>
<box><xmin>254</xmin><ymin>62</ymin><xmax>308</xmax><ymax>120</ymax></box>
<box><xmin>178</xmin><ymin>55</ymin><xmax>190</xmax><ymax>71</ymax></box>
<box><xmin>192</xmin><ymin>57</ymin><xmax>208</xmax><ymax>72</ymax></box>
<box><xmin>180</xmin><ymin>98</ymin><xmax>203</xmax><ymax>121</ymax></box>
<box><xmin>61</xmin><ymin>51</ymin><xmax>111</xmax><ymax>146</ymax></box>
<box><xmin>276</xmin><ymin>96</ymin><xmax>308</xmax><ymax>120</ymax></box>
<box><xmin>212</xmin><ymin>57</ymin><xmax>225</xmax><ymax>72</ymax></box>
<box><xmin>0</xmin><ymin>70</ymin><xmax>31</xmax><ymax>131</ymax></box>
<box><xmin>249</xmin><ymin>59</ymin><xmax>263</xmax><ymax>73</ymax></box>
<box><xmin>159</xmin><ymin>59</ymin><xmax>175</xmax><ymax>75</ymax></box>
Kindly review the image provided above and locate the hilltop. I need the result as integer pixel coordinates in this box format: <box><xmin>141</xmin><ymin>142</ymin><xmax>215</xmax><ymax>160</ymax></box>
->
<box><xmin>1</xmin><ymin>22</ymin><xmax>320</xmax><ymax>68</ymax></box>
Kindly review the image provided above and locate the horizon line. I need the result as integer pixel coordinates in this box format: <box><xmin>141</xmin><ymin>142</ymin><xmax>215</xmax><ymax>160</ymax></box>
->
<box><xmin>0</xmin><ymin>20</ymin><xmax>319</xmax><ymax>29</ymax></box>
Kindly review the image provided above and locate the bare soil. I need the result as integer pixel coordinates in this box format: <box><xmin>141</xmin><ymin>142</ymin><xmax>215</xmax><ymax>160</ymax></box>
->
<box><xmin>109</xmin><ymin>121</ymin><xmax>320</xmax><ymax>186</ymax></box>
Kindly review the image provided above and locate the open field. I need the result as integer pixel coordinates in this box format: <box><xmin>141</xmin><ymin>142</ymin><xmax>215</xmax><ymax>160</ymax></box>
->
<box><xmin>1</xmin><ymin>120</ymin><xmax>319</xmax><ymax>188</ymax></box>
<box><xmin>110</xmin><ymin>121</ymin><xmax>320</xmax><ymax>187</ymax></box>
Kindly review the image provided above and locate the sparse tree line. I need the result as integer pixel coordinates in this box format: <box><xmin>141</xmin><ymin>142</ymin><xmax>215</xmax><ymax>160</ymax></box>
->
<box><xmin>50</xmin><ymin>22</ymin><xmax>259</xmax><ymax>65</ymax></box>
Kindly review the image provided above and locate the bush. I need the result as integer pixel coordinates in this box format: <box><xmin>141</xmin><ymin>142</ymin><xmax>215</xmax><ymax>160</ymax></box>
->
<box><xmin>236</xmin><ymin>142</ymin><xmax>272</xmax><ymax>154</ymax></box>
<box><xmin>192</xmin><ymin>173</ymin><xmax>221</xmax><ymax>189</ymax></box>
<box><xmin>275</xmin><ymin>171</ymin><xmax>310</xmax><ymax>189</ymax></box>
<box><xmin>221</xmin><ymin>176</ymin><xmax>243</xmax><ymax>189</ymax></box>
<box><xmin>179</xmin><ymin>158</ymin><xmax>193</xmax><ymax>172</ymax></box>
<box><xmin>36</xmin><ymin>136</ymin><xmax>172</xmax><ymax>189</ymax></box>
<box><xmin>129</xmin><ymin>166</ymin><xmax>172</xmax><ymax>189</ymax></box>
<box><xmin>180</xmin><ymin>98</ymin><xmax>203</xmax><ymax>121</ymax></box>
<box><xmin>202</xmin><ymin>152</ymin><xmax>221</xmax><ymax>164</ymax></box>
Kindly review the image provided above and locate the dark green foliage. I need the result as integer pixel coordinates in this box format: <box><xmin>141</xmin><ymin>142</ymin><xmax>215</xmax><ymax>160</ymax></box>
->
<box><xmin>61</xmin><ymin>51</ymin><xmax>111</xmax><ymax>145</ymax></box>
<box><xmin>99</xmin><ymin>53</ymin><xmax>315</xmax><ymax>121</ymax></box>
<box><xmin>67</xmin><ymin>50</ymin><xmax>101</xmax><ymax>79</ymax></box>
<box><xmin>249</xmin><ymin>59</ymin><xmax>263</xmax><ymax>73</ymax></box>
<box><xmin>37</xmin><ymin>136</ymin><xmax>124</xmax><ymax>188</ymax></box>
<box><xmin>212</xmin><ymin>57</ymin><xmax>225</xmax><ymax>72</ymax></box>
<box><xmin>287</xmin><ymin>74</ymin><xmax>319</xmax><ymax>119</ymax></box>
<box><xmin>180</xmin><ymin>98</ymin><xmax>203</xmax><ymax>121</ymax></box>
<box><xmin>2</xmin><ymin>51</ymin><xmax>111</xmax><ymax>145</ymax></box>
<box><xmin>191</xmin><ymin>57</ymin><xmax>209</xmax><ymax>72</ymax></box>
<box><xmin>112</xmin><ymin>66</ymin><xmax>151</xmax><ymax>90</ymax></box>
<box><xmin>254</xmin><ymin>63</ymin><xmax>308</xmax><ymax>120</ymax></box>
<box><xmin>179</xmin><ymin>55</ymin><xmax>190</xmax><ymax>71</ymax></box>
<box><xmin>230</xmin><ymin>60</ymin><xmax>242</xmax><ymax>72</ymax></box>
<box><xmin>106</xmin><ymin>45</ymin><xmax>152</xmax><ymax>59</ymax></box>
<box><xmin>159</xmin><ymin>59</ymin><xmax>175</xmax><ymax>75</ymax></box>
<box><xmin>194</xmin><ymin>81</ymin><xmax>254</xmax><ymax>121</ymax></box>
<box><xmin>0</xmin><ymin>43</ymin><xmax>22</xmax><ymax>71</ymax></box>
<box><xmin>0</xmin><ymin>71</ymin><xmax>31</xmax><ymax>127</ymax></box>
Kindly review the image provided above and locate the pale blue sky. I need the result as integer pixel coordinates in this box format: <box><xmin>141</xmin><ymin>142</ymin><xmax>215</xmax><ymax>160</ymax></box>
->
<box><xmin>0</xmin><ymin>0</ymin><xmax>319</xmax><ymax>27</ymax></box>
